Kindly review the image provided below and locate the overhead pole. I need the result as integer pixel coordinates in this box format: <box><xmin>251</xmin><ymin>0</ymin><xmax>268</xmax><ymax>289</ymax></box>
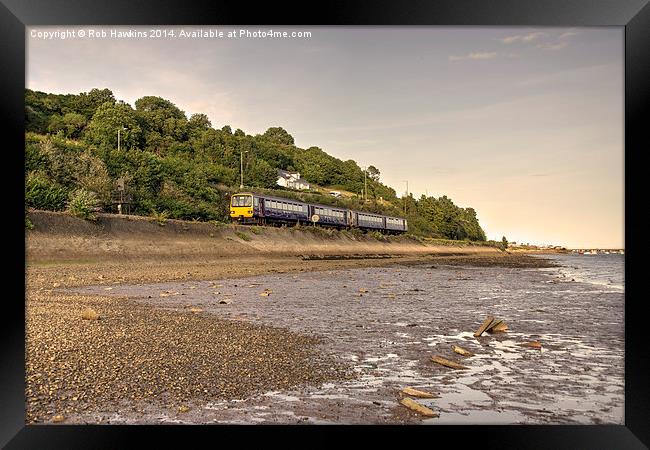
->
<box><xmin>403</xmin><ymin>180</ymin><xmax>409</xmax><ymax>215</ymax></box>
<box><xmin>364</xmin><ymin>168</ymin><xmax>367</xmax><ymax>202</ymax></box>
<box><xmin>240</xmin><ymin>150</ymin><xmax>248</xmax><ymax>189</ymax></box>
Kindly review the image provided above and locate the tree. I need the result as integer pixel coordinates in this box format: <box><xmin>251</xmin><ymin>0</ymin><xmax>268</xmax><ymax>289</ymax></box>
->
<box><xmin>135</xmin><ymin>96</ymin><xmax>188</xmax><ymax>152</ymax></box>
<box><xmin>262</xmin><ymin>127</ymin><xmax>294</xmax><ymax>145</ymax></box>
<box><xmin>48</xmin><ymin>112</ymin><xmax>87</xmax><ymax>138</ymax></box>
<box><xmin>74</xmin><ymin>88</ymin><xmax>116</xmax><ymax>118</ymax></box>
<box><xmin>84</xmin><ymin>101</ymin><xmax>142</xmax><ymax>151</ymax></box>
<box><xmin>188</xmin><ymin>113</ymin><xmax>211</xmax><ymax>132</ymax></box>
<box><xmin>501</xmin><ymin>236</ymin><xmax>508</xmax><ymax>249</ymax></box>
<box><xmin>367</xmin><ymin>165</ymin><xmax>380</xmax><ymax>182</ymax></box>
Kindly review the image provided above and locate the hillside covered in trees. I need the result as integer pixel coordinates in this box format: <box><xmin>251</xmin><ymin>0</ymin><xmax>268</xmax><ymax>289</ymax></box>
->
<box><xmin>25</xmin><ymin>88</ymin><xmax>487</xmax><ymax>241</ymax></box>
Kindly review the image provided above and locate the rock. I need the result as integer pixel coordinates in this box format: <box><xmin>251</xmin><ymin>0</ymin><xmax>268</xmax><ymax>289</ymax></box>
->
<box><xmin>81</xmin><ymin>308</ymin><xmax>100</xmax><ymax>321</ymax></box>
<box><xmin>359</xmin><ymin>288</ymin><xmax>368</xmax><ymax>293</ymax></box>
<box><xmin>402</xmin><ymin>387</ymin><xmax>439</xmax><ymax>398</ymax></box>
<box><xmin>178</xmin><ymin>405</ymin><xmax>190</xmax><ymax>413</ymax></box>
<box><xmin>218</xmin><ymin>300</ymin><xmax>231</xmax><ymax>305</ymax></box>
<box><xmin>400</xmin><ymin>398</ymin><xmax>439</xmax><ymax>417</ymax></box>
<box><xmin>52</xmin><ymin>414</ymin><xmax>65</xmax><ymax>423</ymax></box>
<box><xmin>189</xmin><ymin>307</ymin><xmax>203</xmax><ymax>313</ymax></box>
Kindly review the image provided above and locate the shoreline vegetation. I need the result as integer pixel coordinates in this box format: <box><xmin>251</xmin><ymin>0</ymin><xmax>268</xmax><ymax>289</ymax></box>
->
<box><xmin>26</xmin><ymin>87</ymin><xmax>487</xmax><ymax>242</ymax></box>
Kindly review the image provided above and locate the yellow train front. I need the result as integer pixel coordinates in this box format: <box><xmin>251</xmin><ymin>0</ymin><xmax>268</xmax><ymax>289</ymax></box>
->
<box><xmin>229</xmin><ymin>192</ymin><xmax>257</xmax><ymax>224</ymax></box>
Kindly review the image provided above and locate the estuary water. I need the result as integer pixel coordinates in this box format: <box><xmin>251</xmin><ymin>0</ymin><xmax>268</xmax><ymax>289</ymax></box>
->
<box><xmin>540</xmin><ymin>253</ymin><xmax>624</xmax><ymax>291</ymax></box>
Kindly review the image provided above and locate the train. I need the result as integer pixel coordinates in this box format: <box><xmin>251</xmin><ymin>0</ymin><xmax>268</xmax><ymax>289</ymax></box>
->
<box><xmin>229</xmin><ymin>191</ymin><xmax>408</xmax><ymax>234</ymax></box>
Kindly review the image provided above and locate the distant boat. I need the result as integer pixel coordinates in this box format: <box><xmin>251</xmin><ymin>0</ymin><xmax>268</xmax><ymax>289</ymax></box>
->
<box><xmin>584</xmin><ymin>251</ymin><xmax>596</xmax><ymax>255</ymax></box>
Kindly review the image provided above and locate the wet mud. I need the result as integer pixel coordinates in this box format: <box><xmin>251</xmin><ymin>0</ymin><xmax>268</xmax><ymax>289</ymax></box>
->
<box><xmin>67</xmin><ymin>258</ymin><xmax>624</xmax><ymax>424</ymax></box>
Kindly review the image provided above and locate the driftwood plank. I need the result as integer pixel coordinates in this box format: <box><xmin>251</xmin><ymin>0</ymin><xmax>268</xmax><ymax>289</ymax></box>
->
<box><xmin>400</xmin><ymin>398</ymin><xmax>439</xmax><ymax>417</ymax></box>
<box><xmin>519</xmin><ymin>341</ymin><xmax>542</xmax><ymax>349</ymax></box>
<box><xmin>485</xmin><ymin>318</ymin><xmax>503</xmax><ymax>332</ymax></box>
<box><xmin>402</xmin><ymin>387</ymin><xmax>439</xmax><ymax>399</ymax></box>
<box><xmin>474</xmin><ymin>316</ymin><xmax>495</xmax><ymax>337</ymax></box>
<box><xmin>452</xmin><ymin>345</ymin><xmax>474</xmax><ymax>357</ymax></box>
<box><xmin>430</xmin><ymin>355</ymin><xmax>469</xmax><ymax>370</ymax></box>
<box><xmin>489</xmin><ymin>322</ymin><xmax>509</xmax><ymax>333</ymax></box>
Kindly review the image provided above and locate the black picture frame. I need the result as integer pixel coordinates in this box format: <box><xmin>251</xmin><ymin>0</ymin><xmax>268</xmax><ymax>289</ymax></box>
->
<box><xmin>2</xmin><ymin>0</ymin><xmax>648</xmax><ymax>447</ymax></box>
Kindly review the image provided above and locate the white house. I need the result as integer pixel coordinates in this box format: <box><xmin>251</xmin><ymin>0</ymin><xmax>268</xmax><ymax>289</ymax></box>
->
<box><xmin>277</xmin><ymin>169</ymin><xmax>311</xmax><ymax>190</ymax></box>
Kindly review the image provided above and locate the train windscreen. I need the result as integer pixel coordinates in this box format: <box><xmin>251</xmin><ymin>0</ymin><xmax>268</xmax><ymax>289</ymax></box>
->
<box><xmin>231</xmin><ymin>195</ymin><xmax>253</xmax><ymax>207</ymax></box>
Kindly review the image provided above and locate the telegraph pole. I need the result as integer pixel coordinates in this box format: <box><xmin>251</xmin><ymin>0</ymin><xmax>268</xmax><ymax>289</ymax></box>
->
<box><xmin>240</xmin><ymin>150</ymin><xmax>248</xmax><ymax>189</ymax></box>
<box><xmin>117</xmin><ymin>126</ymin><xmax>127</xmax><ymax>151</ymax></box>
<box><xmin>403</xmin><ymin>180</ymin><xmax>409</xmax><ymax>215</ymax></box>
<box><xmin>364</xmin><ymin>168</ymin><xmax>367</xmax><ymax>202</ymax></box>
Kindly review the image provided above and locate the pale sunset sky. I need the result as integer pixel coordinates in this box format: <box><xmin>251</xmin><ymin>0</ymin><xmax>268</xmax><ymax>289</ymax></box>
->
<box><xmin>26</xmin><ymin>26</ymin><xmax>624</xmax><ymax>249</ymax></box>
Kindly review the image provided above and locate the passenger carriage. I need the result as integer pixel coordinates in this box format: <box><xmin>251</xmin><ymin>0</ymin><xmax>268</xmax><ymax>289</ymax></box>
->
<box><xmin>385</xmin><ymin>215</ymin><xmax>408</xmax><ymax>233</ymax></box>
<box><xmin>308</xmin><ymin>204</ymin><xmax>348</xmax><ymax>228</ymax></box>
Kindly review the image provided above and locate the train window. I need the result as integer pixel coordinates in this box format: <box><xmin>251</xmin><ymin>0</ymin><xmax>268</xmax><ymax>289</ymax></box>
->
<box><xmin>232</xmin><ymin>195</ymin><xmax>252</xmax><ymax>207</ymax></box>
<box><xmin>253</xmin><ymin>197</ymin><xmax>259</xmax><ymax>207</ymax></box>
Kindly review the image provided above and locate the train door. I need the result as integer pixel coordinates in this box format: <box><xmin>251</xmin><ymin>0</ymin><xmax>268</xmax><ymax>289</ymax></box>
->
<box><xmin>349</xmin><ymin>211</ymin><xmax>357</xmax><ymax>227</ymax></box>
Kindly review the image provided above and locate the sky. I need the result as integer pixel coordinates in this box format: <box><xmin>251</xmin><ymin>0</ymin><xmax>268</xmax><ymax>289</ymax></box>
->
<box><xmin>26</xmin><ymin>26</ymin><xmax>624</xmax><ymax>249</ymax></box>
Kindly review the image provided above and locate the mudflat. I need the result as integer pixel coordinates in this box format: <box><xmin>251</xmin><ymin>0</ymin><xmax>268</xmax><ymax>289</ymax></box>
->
<box><xmin>27</xmin><ymin>211</ymin><xmax>621</xmax><ymax>425</ymax></box>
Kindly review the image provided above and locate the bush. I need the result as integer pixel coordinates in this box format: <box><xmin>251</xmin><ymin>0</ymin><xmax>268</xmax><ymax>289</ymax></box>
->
<box><xmin>25</xmin><ymin>216</ymin><xmax>34</xmax><ymax>230</ymax></box>
<box><xmin>67</xmin><ymin>188</ymin><xmax>100</xmax><ymax>220</ymax></box>
<box><xmin>235</xmin><ymin>231</ymin><xmax>251</xmax><ymax>241</ymax></box>
<box><xmin>368</xmin><ymin>230</ymin><xmax>388</xmax><ymax>241</ymax></box>
<box><xmin>25</xmin><ymin>172</ymin><xmax>68</xmax><ymax>211</ymax></box>
<box><xmin>151</xmin><ymin>209</ymin><xmax>170</xmax><ymax>226</ymax></box>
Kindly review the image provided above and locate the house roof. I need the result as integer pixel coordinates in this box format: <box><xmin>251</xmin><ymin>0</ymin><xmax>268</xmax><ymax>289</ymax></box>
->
<box><xmin>277</xmin><ymin>169</ymin><xmax>310</xmax><ymax>185</ymax></box>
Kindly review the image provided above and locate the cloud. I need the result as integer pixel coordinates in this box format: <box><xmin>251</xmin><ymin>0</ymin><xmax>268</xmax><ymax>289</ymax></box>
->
<box><xmin>499</xmin><ymin>32</ymin><xmax>546</xmax><ymax>44</ymax></box>
<box><xmin>536</xmin><ymin>42</ymin><xmax>568</xmax><ymax>51</ymax></box>
<box><xmin>449</xmin><ymin>51</ymin><xmax>498</xmax><ymax>61</ymax></box>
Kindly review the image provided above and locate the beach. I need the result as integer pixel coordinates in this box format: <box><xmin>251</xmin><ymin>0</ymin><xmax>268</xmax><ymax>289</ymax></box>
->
<box><xmin>25</xmin><ymin>212</ymin><xmax>624</xmax><ymax>424</ymax></box>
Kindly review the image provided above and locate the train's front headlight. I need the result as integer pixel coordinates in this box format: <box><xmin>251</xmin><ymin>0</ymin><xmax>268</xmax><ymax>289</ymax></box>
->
<box><xmin>248</xmin><ymin>209</ymin><xmax>252</xmax><ymax>214</ymax></box>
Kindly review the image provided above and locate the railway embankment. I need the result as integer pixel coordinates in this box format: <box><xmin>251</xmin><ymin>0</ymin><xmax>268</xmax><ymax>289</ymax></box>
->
<box><xmin>26</xmin><ymin>210</ymin><xmax>502</xmax><ymax>263</ymax></box>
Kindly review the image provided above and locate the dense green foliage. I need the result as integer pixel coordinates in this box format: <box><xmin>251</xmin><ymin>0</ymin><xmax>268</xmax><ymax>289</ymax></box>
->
<box><xmin>24</xmin><ymin>88</ymin><xmax>487</xmax><ymax>240</ymax></box>
<box><xmin>67</xmin><ymin>188</ymin><xmax>100</xmax><ymax>220</ymax></box>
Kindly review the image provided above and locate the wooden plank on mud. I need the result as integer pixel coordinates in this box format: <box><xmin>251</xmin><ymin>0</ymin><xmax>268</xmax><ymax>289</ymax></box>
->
<box><xmin>452</xmin><ymin>345</ymin><xmax>474</xmax><ymax>357</ymax></box>
<box><xmin>485</xmin><ymin>318</ymin><xmax>503</xmax><ymax>332</ymax></box>
<box><xmin>474</xmin><ymin>316</ymin><xmax>495</xmax><ymax>337</ymax></box>
<box><xmin>489</xmin><ymin>322</ymin><xmax>509</xmax><ymax>333</ymax></box>
<box><xmin>430</xmin><ymin>355</ymin><xmax>469</xmax><ymax>370</ymax></box>
<box><xmin>400</xmin><ymin>398</ymin><xmax>439</xmax><ymax>417</ymax></box>
<box><xmin>519</xmin><ymin>341</ymin><xmax>542</xmax><ymax>349</ymax></box>
<box><xmin>402</xmin><ymin>387</ymin><xmax>439</xmax><ymax>399</ymax></box>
